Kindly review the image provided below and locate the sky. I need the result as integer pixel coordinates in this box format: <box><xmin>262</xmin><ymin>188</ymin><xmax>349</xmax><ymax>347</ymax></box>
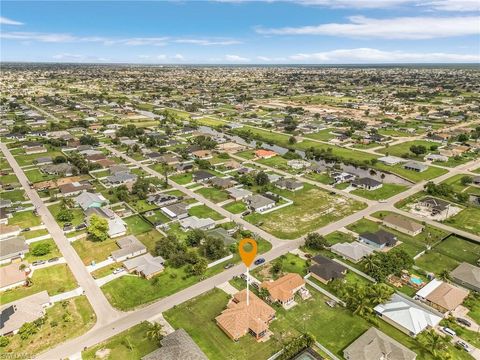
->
<box><xmin>1</xmin><ymin>0</ymin><xmax>479</xmax><ymax>64</ymax></box>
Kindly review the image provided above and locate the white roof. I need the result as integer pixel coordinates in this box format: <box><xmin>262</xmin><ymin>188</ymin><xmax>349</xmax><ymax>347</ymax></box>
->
<box><xmin>374</xmin><ymin>294</ymin><xmax>441</xmax><ymax>336</ymax></box>
<box><xmin>107</xmin><ymin>217</ymin><xmax>127</xmax><ymax>237</ymax></box>
<box><xmin>378</xmin><ymin>156</ymin><xmax>407</xmax><ymax>165</ymax></box>
<box><xmin>179</xmin><ymin>216</ymin><xmax>215</xmax><ymax>230</ymax></box>
<box><xmin>416</xmin><ymin>278</ymin><xmax>443</xmax><ymax>299</ymax></box>
<box><xmin>331</xmin><ymin>241</ymin><xmax>374</xmax><ymax>262</ymax></box>
<box><xmin>227</xmin><ymin>187</ymin><xmax>252</xmax><ymax>198</ymax></box>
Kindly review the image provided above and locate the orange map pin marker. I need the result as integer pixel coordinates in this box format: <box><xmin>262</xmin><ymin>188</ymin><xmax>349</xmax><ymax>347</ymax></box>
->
<box><xmin>239</xmin><ymin>238</ymin><xmax>257</xmax><ymax>268</ymax></box>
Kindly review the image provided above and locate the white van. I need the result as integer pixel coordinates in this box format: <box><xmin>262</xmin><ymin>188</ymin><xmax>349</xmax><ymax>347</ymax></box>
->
<box><xmin>442</xmin><ymin>327</ymin><xmax>457</xmax><ymax>337</ymax></box>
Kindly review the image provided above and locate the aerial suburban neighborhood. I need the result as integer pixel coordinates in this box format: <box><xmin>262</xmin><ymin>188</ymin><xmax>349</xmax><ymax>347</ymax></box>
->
<box><xmin>1</xmin><ymin>1</ymin><xmax>480</xmax><ymax>360</ymax></box>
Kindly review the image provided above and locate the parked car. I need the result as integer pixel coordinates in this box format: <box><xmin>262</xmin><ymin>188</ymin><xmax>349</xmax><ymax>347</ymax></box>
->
<box><xmin>254</xmin><ymin>258</ymin><xmax>265</xmax><ymax>266</ymax></box>
<box><xmin>21</xmin><ymin>227</ymin><xmax>31</xmax><ymax>232</ymax></box>
<box><xmin>241</xmin><ymin>210</ymin><xmax>251</xmax><ymax>216</ymax></box>
<box><xmin>456</xmin><ymin>318</ymin><xmax>472</xmax><ymax>327</ymax></box>
<box><xmin>442</xmin><ymin>327</ymin><xmax>456</xmax><ymax>337</ymax></box>
<box><xmin>76</xmin><ymin>223</ymin><xmax>87</xmax><ymax>230</ymax></box>
<box><xmin>113</xmin><ymin>267</ymin><xmax>125</xmax><ymax>275</ymax></box>
<box><xmin>32</xmin><ymin>260</ymin><xmax>46</xmax><ymax>266</ymax></box>
<box><xmin>48</xmin><ymin>257</ymin><xmax>59</xmax><ymax>263</ymax></box>
<box><xmin>456</xmin><ymin>340</ymin><xmax>471</xmax><ymax>352</ymax></box>
<box><xmin>224</xmin><ymin>263</ymin><xmax>234</xmax><ymax>269</ymax></box>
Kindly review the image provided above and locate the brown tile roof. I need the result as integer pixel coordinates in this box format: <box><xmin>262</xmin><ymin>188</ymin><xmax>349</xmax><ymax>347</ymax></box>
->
<box><xmin>215</xmin><ymin>289</ymin><xmax>275</xmax><ymax>340</ymax></box>
<box><xmin>0</xmin><ymin>262</ymin><xmax>27</xmax><ymax>289</ymax></box>
<box><xmin>426</xmin><ymin>283</ymin><xmax>469</xmax><ymax>311</ymax></box>
<box><xmin>261</xmin><ymin>273</ymin><xmax>305</xmax><ymax>303</ymax></box>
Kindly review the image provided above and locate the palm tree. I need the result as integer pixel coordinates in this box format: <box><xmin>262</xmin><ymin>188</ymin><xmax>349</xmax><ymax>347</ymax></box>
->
<box><xmin>363</xmin><ymin>255</ymin><xmax>379</xmax><ymax>273</ymax></box>
<box><xmin>368</xmin><ymin>284</ymin><xmax>393</xmax><ymax>306</ymax></box>
<box><xmin>146</xmin><ymin>323</ymin><xmax>164</xmax><ymax>342</ymax></box>
<box><xmin>438</xmin><ymin>270</ymin><xmax>451</xmax><ymax>282</ymax></box>
<box><xmin>418</xmin><ymin>329</ymin><xmax>449</xmax><ymax>358</ymax></box>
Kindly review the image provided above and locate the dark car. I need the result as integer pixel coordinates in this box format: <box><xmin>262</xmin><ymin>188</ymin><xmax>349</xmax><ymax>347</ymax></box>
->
<box><xmin>75</xmin><ymin>223</ymin><xmax>87</xmax><ymax>230</ymax></box>
<box><xmin>456</xmin><ymin>318</ymin><xmax>472</xmax><ymax>327</ymax></box>
<box><xmin>21</xmin><ymin>227</ymin><xmax>31</xmax><ymax>232</ymax></box>
<box><xmin>48</xmin><ymin>257</ymin><xmax>59</xmax><ymax>263</ymax></box>
<box><xmin>224</xmin><ymin>263</ymin><xmax>234</xmax><ymax>269</ymax></box>
<box><xmin>32</xmin><ymin>260</ymin><xmax>46</xmax><ymax>266</ymax></box>
<box><xmin>241</xmin><ymin>210</ymin><xmax>251</xmax><ymax>217</ymax></box>
<box><xmin>254</xmin><ymin>258</ymin><xmax>265</xmax><ymax>266</ymax></box>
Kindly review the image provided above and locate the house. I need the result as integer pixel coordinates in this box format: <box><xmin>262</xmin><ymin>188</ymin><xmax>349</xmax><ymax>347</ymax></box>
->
<box><xmin>274</xmin><ymin>178</ymin><xmax>304</xmax><ymax>192</ymax></box>
<box><xmin>123</xmin><ymin>253</ymin><xmax>165</xmax><ymax>279</ymax></box>
<box><xmin>403</xmin><ymin>161</ymin><xmax>428</xmax><ymax>173</ymax></box>
<box><xmin>179</xmin><ymin>216</ymin><xmax>216</xmax><ymax>231</ymax></box>
<box><xmin>0</xmin><ymin>236</ymin><xmax>29</xmax><ymax>265</ymax></box>
<box><xmin>351</xmin><ymin>177</ymin><xmax>382</xmax><ymax>191</ymax></box>
<box><xmin>418</xmin><ymin>197</ymin><xmax>451</xmax><ymax>217</ymax></box>
<box><xmin>382</xmin><ymin>214</ymin><xmax>424</xmax><ymax>237</ymax></box>
<box><xmin>331</xmin><ymin>242</ymin><xmax>374</xmax><ymax>263</ymax></box>
<box><xmin>141</xmin><ymin>328</ymin><xmax>208</xmax><ymax>360</ymax></box>
<box><xmin>255</xmin><ymin>149</ymin><xmax>277</xmax><ymax>159</ymax></box>
<box><xmin>156</xmin><ymin>153</ymin><xmax>181</xmax><ymax>165</ymax></box>
<box><xmin>191</xmin><ymin>150</ymin><xmax>213</xmax><ymax>160</ymax></box>
<box><xmin>223</xmin><ymin>159</ymin><xmax>241</xmax><ymax>170</ymax></box>
<box><xmin>59</xmin><ymin>181</ymin><xmax>93</xmax><ymax>197</ymax></box>
<box><xmin>425</xmin><ymin>154</ymin><xmax>449</xmax><ymax>162</ymax></box>
<box><xmin>111</xmin><ymin>235</ymin><xmax>147</xmax><ymax>262</ymax></box>
<box><xmin>0</xmin><ymin>224</ymin><xmax>22</xmax><ymax>240</ymax></box>
<box><xmin>175</xmin><ymin>162</ymin><xmax>194</xmax><ymax>173</ymax></box>
<box><xmin>0</xmin><ymin>262</ymin><xmax>28</xmax><ymax>292</ymax></box>
<box><xmin>193</xmin><ymin>170</ymin><xmax>216</xmax><ymax>183</ymax></box>
<box><xmin>343</xmin><ymin>327</ymin><xmax>417</xmax><ymax>360</ymax></box>
<box><xmin>85</xmin><ymin>207</ymin><xmax>127</xmax><ymax>238</ymax></box>
<box><xmin>450</xmin><ymin>262</ymin><xmax>480</xmax><ymax>292</ymax></box>
<box><xmin>0</xmin><ymin>199</ymin><xmax>12</xmax><ymax>209</ymax></box>
<box><xmin>215</xmin><ymin>289</ymin><xmax>276</xmax><ymax>341</ymax></box>
<box><xmin>227</xmin><ymin>187</ymin><xmax>252</xmax><ymax>201</ymax></box>
<box><xmin>147</xmin><ymin>193</ymin><xmax>178</xmax><ymax>207</ymax></box>
<box><xmin>206</xmin><ymin>227</ymin><xmax>236</xmax><ymax>246</ymax></box>
<box><xmin>359</xmin><ymin>230</ymin><xmax>397</xmax><ymax>249</ymax></box>
<box><xmin>75</xmin><ymin>192</ymin><xmax>106</xmax><ymax>211</ymax></box>
<box><xmin>415</xmin><ymin>279</ymin><xmax>468</xmax><ymax>313</ymax></box>
<box><xmin>287</xmin><ymin>159</ymin><xmax>311</xmax><ymax>170</ymax></box>
<box><xmin>0</xmin><ymin>209</ymin><xmax>10</xmax><ymax>225</ymax></box>
<box><xmin>105</xmin><ymin>171</ymin><xmax>137</xmax><ymax>186</ymax></box>
<box><xmin>217</xmin><ymin>142</ymin><xmax>245</xmax><ymax>153</ymax></box>
<box><xmin>35</xmin><ymin>156</ymin><xmax>52</xmax><ymax>165</ymax></box>
<box><xmin>0</xmin><ymin>291</ymin><xmax>51</xmax><ymax>336</ymax></box>
<box><xmin>210</xmin><ymin>177</ymin><xmax>235</xmax><ymax>189</ymax></box>
<box><xmin>373</xmin><ymin>293</ymin><xmax>442</xmax><ymax>337</ymax></box>
<box><xmin>85</xmin><ymin>153</ymin><xmax>107</xmax><ymax>163</ymax></box>
<box><xmin>260</xmin><ymin>273</ymin><xmax>309</xmax><ymax>309</ymax></box>
<box><xmin>309</xmin><ymin>255</ymin><xmax>347</xmax><ymax>284</ymax></box>
<box><xmin>161</xmin><ymin>203</ymin><xmax>189</xmax><ymax>219</ymax></box>
<box><xmin>378</xmin><ymin>156</ymin><xmax>405</xmax><ymax>166</ymax></box>
<box><xmin>41</xmin><ymin>163</ymin><xmax>75</xmax><ymax>176</ymax></box>
<box><xmin>331</xmin><ymin>172</ymin><xmax>355</xmax><ymax>184</ymax></box>
<box><xmin>25</xmin><ymin>145</ymin><xmax>48</xmax><ymax>155</ymax></box>
<box><xmin>244</xmin><ymin>194</ymin><xmax>275</xmax><ymax>213</ymax></box>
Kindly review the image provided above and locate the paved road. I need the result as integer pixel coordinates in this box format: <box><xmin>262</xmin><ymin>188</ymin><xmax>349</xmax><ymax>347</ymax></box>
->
<box><xmin>0</xmin><ymin>143</ymin><xmax>121</xmax><ymax>327</ymax></box>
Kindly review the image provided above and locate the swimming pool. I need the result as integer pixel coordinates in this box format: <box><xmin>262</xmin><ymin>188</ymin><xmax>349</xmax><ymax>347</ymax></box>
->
<box><xmin>410</xmin><ymin>277</ymin><xmax>423</xmax><ymax>285</ymax></box>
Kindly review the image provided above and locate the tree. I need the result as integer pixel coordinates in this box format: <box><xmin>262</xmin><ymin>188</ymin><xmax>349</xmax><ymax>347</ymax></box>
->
<box><xmin>305</xmin><ymin>233</ymin><xmax>328</xmax><ymax>250</ymax></box>
<box><xmin>418</xmin><ymin>329</ymin><xmax>449</xmax><ymax>358</ymax></box>
<box><xmin>53</xmin><ymin>155</ymin><xmax>67</xmax><ymax>164</ymax></box>
<box><xmin>255</xmin><ymin>171</ymin><xmax>269</xmax><ymax>186</ymax></box>
<box><xmin>87</xmin><ymin>214</ymin><xmax>109</xmax><ymax>242</ymax></box>
<box><xmin>146</xmin><ymin>322</ymin><xmax>164</xmax><ymax>342</ymax></box>
<box><xmin>79</xmin><ymin>134</ymin><xmax>99</xmax><ymax>146</ymax></box>
<box><xmin>460</xmin><ymin>176</ymin><xmax>473</xmax><ymax>186</ymax></box>
<box><xmin>410</xmin><ymin>145</ymin><xmax>427</xmax><ymax>156</ymax></box>
<box><xmin>201</xmin><ymin>236</ymin><xmax>228</xmax><ymax>260</ymax></box>
<box><xmin>132</xmin><ymin>178</ymin><xmax>150</xmax><ymax>200</ymax></box>
<box><xmin>188</xmin><ymin>258</ymin><xmax>208</xmax><ymax>276</ymax></box>
<box><xmin>32</xmin><ymin>242</ymin><xmax>51</xmax><ymax>256</ymax></box>
<box><xmin>186</xmin><ymin>229</ymin><xmax>204</xmax><ymax>247</ymax></box>
<box><xmin>271</xmin><ymin>260</ymin><xmax>283</xmax><ymax>275</ymax></box>
<box><xmin>56</xmin><ymin>208</ymin><xmax>74</xmax><ymax>223</ymax></box>
<box><xmin>0</xmin><ymin>336</ymin><xmax>9</xmax><ymax>347</ymax></box>
<box><xmin>18</xmin><ymin>321</ymin><xmax>39</xmax><ymax>339</ymax></box>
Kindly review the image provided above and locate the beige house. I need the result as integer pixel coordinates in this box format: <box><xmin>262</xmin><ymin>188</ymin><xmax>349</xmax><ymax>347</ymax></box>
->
<box><xmin>382</xmin><ymin>214</ymin><xmax>423</xmax><ymax>237</ymax></box>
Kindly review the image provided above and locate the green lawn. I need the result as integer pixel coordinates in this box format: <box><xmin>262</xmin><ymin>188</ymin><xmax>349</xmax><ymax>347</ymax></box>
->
<box><xmin>245</xmin><ymin>184</ymin><xmax>366</xmax><ymax>239</ymax></box>
<box><xmin>223</xmin><ymin>201</ymin><xmax>247</xmax><ymax>214</ymax></box>
<box><xmin>0</xmin><ymin>173</ymin><xmax>19</xmax><ymax>185</ymax></box>
<box><xmin>22</xmin><ymin>228</ymin><xmax>49</xmax><ymax>239</ymax></box>
<box><xmin>8</xmin><ymin>210</ymin><xmax>41</xmax><ymax>228</ymax></box>
<box><xmin>72</xmin><ymin>237</ymin><xmax>118</xmax><ymax>265</ymax></box>
<box><xmin>351</xmin><ymin>183</ymin><xmax>408</xmax><ymax>201</ymax></box>
<box><xmin>188</xmin><ymin>204</ymin><xmax>224</xmax><ymax>220</ymax></box>
<box><xmin>169</xmin><ymin>173</ymin><xmax>193</xmax><ymax>185</ymax></box>
<box><xmin>136</xmin><ymin>229</ymin><xmax>164</xmax><ymax>254</ymax></box>
<box><xmin>375</xmin><ymin>163</ymin><xmax>448</xmax><ymax>183</ymax></box>
<box><xmin>82</xmin><ymin>322</ymin><xmax>159</xmax><ymax>360</ymax></box>
<box><xmin>304</xmin><ymin>172</ymin><xmax>333</xmax><ymax>185</ymax></box>
<box><xmin>128</xmin><ymin>199</ymin><xmax>158</xmax><ymax>213</ymax></box>
<box><xmin>25</xmin><ymin>168</ymin><xmax>57</xmax><ymax>183</ymax></box>
<box><xmin>378</xmin><ymin>140</ymin><xmax>439</xmax><ymax>159</ymax></box>
<box><xmin>195</xmin><ymin>187</ymin><xmax>230</xmax><ymax>203</ymax></box>
<box><xmin>48</xmin><ymin>203</ymin><xmax>84</xmax><ymax>226</ymax></box>
<box><xmin>124</xmin><ymin>215</ymin><xmax>154</xmax><ymax>235</ymax></box>
<box><xmin>0</xmin><ymin>189</ymin><xmax>26</xmax><ymax>202</ymax></box>
<box><xmin>24</xmin><ymin>239</ymin><xmax>61</xmax><ymax>262</ymax></box>
<box><xmin>0</xmin><ymin>264</ymin><xmax>78</xmax><ymax>304</ymax></box>
<box><xmin>303</xmin><ymin>129</ymin><xmax>335</xmax><ymax>141</ymax></box>
<box><xmin>444</xmin><ymin>207</ymin><xmax>480</xmax><ymax>236</ymax></box>
<box><xmin>441</xmin><ymin>174</ymin><xmax>480</xmax><ymax>195</ymax></box>
<box><xmin>0</xmin><ymin>296</ymin><xmax>96</xmax><ymax>357</ymax></box>
<box><xmin>324</xmin><ymin>231</ymin><xmax>356</xmax><ymax>245</ymax></box>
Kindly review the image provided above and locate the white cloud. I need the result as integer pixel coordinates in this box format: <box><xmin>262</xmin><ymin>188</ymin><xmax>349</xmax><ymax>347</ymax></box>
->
<box><xmin>288</xmin><ymin>48</ymin><xmax>479</xmax><ymax>63</ymax></box>
<box><xmin>0</xmin><ymin>16</ymin><xmax>23</xmax><ymax>25</ymax></box>
<box><xmin>225</xmin><ymin>54</ymin><xmax>250</xmax><ymax>62</ymax></box>
<box><xmin>295</xmin><ymin>0</ymin><xmax>411</xmax><ymax>8</ymax></box>
<box><xmin>421</xmin><ymin>0</ymin><xmax>479</xmax><ymax>12</ymax></box>
<box><xmin>174</xmin><ymin>39</ymin><xmax>241</xmax><ymax>46</ymax></box>
<box><xmin>256</xmin><ymin>15</ymin><xmax>479</xmax><ymax>39</ymax></box>
<box><xmin>52</xmin><ymin>53</ymin><xmax>109</xmax><ymax>62</ymax></box>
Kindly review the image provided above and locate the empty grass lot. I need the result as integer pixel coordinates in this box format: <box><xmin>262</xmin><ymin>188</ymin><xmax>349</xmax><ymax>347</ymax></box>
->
<box><xmin>48</xmin><ymin>203</ymin><xmax>84</xmax><ymax>226</ymax></box>
<box><xmin>82</xmin><ymin>322</ymin><xmax>159</xmax><ymax>360</ymax></box>
<box><xmin>169</xmin><ymin>172</ymin><xmax>193</xmax><ymax>185</ymax></box>
<box><xmin>377</xmin><ymin>140</ymin><xmax>439</xmax><ymax>159</ymax></box>
<box><xmin>444</xmin><ymin>207</ymin><xmax>480</xmax><ymax>236</ymax></box>
<box><xmin>195</xmin><ymin>186</ymin><xmax>230</xmax><ymax>203</ymax></box>
<box><xmin>375</xmin><ymin>163</ymin><xmax>448</xmax><ymax>183</ymax></box>
<box><xmin>0</xmin><ymin>189</ymin><xmax>25</xmax><ymax>201</ymax></box>
<box><xmin>245</xmin><ymin>183</ymin><xmax>366</xmax><ymax>239</ymax></box>
<box><xmin>0</xmin><ymin>264</ymin><xmax>78</xmax><ymax>304</ymax></box>
<box><xmin>124</xmin><ymin>214</ymin><xmax>153</xmax><ymax>235</ymax></box>
<box><xmin>351</xmin><ymin>183</ymin><xmax>408</xmax><ymax>201</ymax></box>
<box><xmin>72</xmin><ymin>237</ymin><xmax>119</xmax><ymax>265</ymax></box>
<box><xmin>0</xmin><ymin>296</ymin><xmax>96</xmax><ymax>357</ymax></box>
<box><xmin>188</xmin><ymin>204</ymin><xmax>224</xmax><ymax>220</ymax></box>
<box><xmin>223</xmin><ymin>201</ymin><xmax>247</xmax><ymax>214</ymax></box>
<box><xmin>8</xmin><ymin>210</ymin><xmax>42</xmax><ymax>228</ymax></box>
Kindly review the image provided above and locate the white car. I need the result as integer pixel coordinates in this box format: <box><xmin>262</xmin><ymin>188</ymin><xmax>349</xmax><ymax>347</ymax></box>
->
<box><xmin>442</xmin><ymin>327</ymin><xmax>457</xmax><ymax>337</ymax></box>
<box><xmin>113</xmin><ymin>267</ymin><xmax>125</xmax><ymax>275</ymax></box>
